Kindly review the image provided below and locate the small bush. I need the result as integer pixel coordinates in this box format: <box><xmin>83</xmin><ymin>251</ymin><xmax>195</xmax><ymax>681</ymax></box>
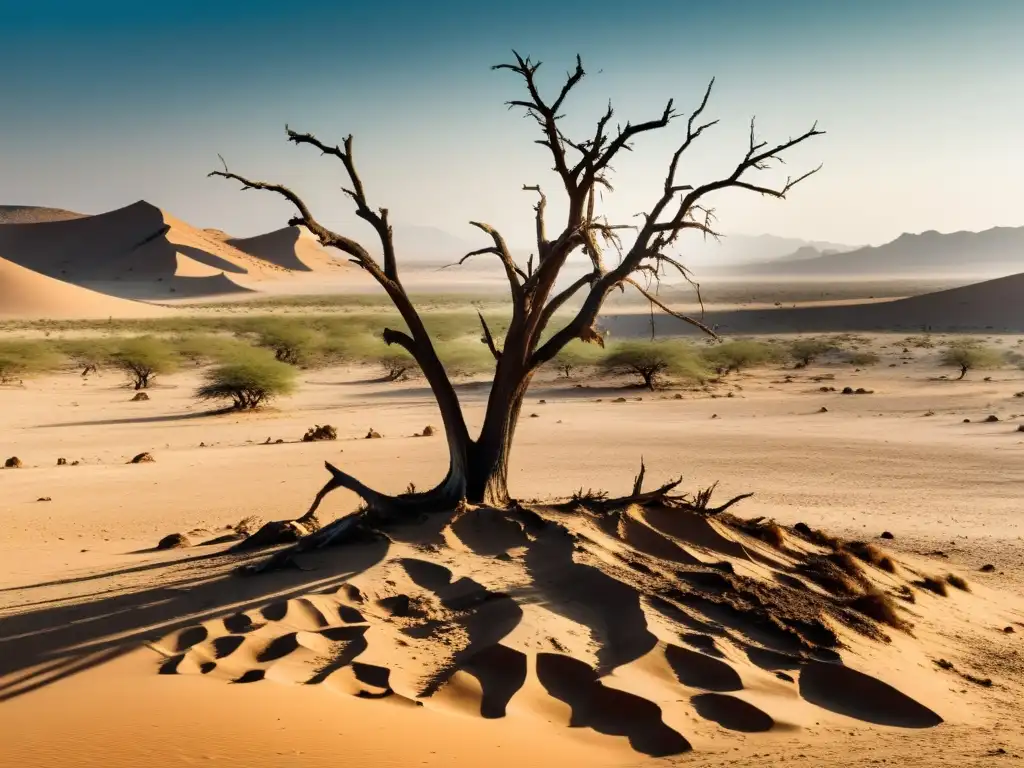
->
<box><xmin>788</xmin><ymin>338</ymin><xmax>836</xmax><ymax>366</ymax></box>
<box><xmin>111</xmin><ymin>336</ymin><xmax>179</xmax><ymax>389</ymax></box>
<box><xmin>844</xmin><ymin>541</ymin><xmax>897</xmax><ymax>573</ymax></box>
<box><xmin>845</xmin><ymin>351</ymin><xmax>880</xmax><ymax>366</ymax></box>
<box><xmin>916</xmin><ymin>575</ymin><xmax>949</xmax><ymax>596</ymax></box>
<box><xmin>250</xmin><ymin>318</ymin><xmax>321</xmax><ymax>366</ymax></box>
<box><xmin>940</xmin><ymin>341</ymin><xmax>1002</xmax><ymax>380</ymax></box>
<box><xmin>0</xmin><ymin>340</ymin><xmax>64</xmax><ymax>382</ymax></box>
<box><xmin>945</xmin><ymin>574</ymin><xmax>970</xmax><ymax>592</ymax></box>
<box><xmin>600</xmin><ymin>340</ymin><xmax>707</xmax><ymax>390</ymax></box>
<box><xmin>848</xmin><ymin>592</ymin><xmax>910</xmax><ymax>631</ymax></box>
<box><xmin>172</xmin><ymin>334</ymin><xmax>250</xmax><ymax>366</ymax></box>
<box><xmin>701</xmin><ymin>340</ymin><xmax>782</xmax><ymax>375</ymax></box>
<box><xmin>551</xmin><ymin>340</ymin><xmax>606</xmax><ymax>379</ymax></box>
<box><xmin>196</xmin><ymin>349</ymin><xmax>297</xmax><ymax>410</ymax></box>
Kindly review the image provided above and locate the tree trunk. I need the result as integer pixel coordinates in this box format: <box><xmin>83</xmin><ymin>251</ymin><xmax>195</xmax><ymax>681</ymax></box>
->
<box><xmin>463</xmin><ymin>364</ymin><xmax>532</xmax><ymax>506</ymax></box>
<box><xmin>958</xmin><ymin>365</ymin><xmax>968</xmax><ymax>380</ymax></box>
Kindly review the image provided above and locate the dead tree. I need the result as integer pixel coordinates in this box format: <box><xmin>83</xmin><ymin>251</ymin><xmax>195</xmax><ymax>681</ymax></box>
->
<box><xmin>211</xmin><ymin>51</ymin><xmax>822</xmax><ymax>522</ymax></box>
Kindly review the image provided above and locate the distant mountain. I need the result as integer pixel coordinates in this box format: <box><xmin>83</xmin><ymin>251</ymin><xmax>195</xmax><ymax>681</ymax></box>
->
<box><xmin>680</xmin><ymin>234</ymin><xmax>857</xmax><ymax>268</ymax></box>
<box><xmin>735</xmin><ymin>226</ymin><xmax>1024</xmax><ymax>278</ymax></box>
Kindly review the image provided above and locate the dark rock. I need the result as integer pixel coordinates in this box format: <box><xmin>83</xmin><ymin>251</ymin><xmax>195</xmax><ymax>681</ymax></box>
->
<box><xmin>128</xmin><ymin>452</ymin><xmax>155</xmax><ymax>464</ymax></box>
<box><xmin>842</xmin><ymin>387</ymin><xmax>854</xmax><ymax>395</ymax></box>
<box><xmin>365</xmin><ymin>429</ymin><xmax>382</xmax><ymax>439</ymax></box>
<box><xmin>421</xmin><ymin>425</ymin><xmax>435</xmax><ymax>436</ymax></box>
<box><xmin>984</xmin><ymin>415</ymin><xmax>999</xmax><ymax>423</ymax></box>
<box><xmin>980</xmin><ymin>564</ymin><xmax>996</xmax><ymax>573</ymax></box>
<box><xmin>131</xmin><ymin>392</ymin><xmax>150</xmax><ymax>402</ymax></box>
<box><xmin>880</xmin><ymin>531</ymin><xmax>894</xmax><ymax>540</ymax></box>
<box><xmin>57</xmin><ymin>457</ymin><xmax>67</xmax><ymax>466</ymax></box>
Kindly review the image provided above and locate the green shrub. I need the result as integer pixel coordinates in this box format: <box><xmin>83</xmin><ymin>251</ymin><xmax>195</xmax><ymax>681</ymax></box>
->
<box><xmin>600</xmin><ymin>340</ymin><xmax>707</xmax><ymax>390</ymax></box>
<box><xmin>57</xmin><ymin>338</ymin><xmax>116</xmax><ymax>375</ymax></box>
<box><xmin>845</xmin><ymin>350</ymin><xmax>881</xmax><ymax>366</ymax></box>
<box><xmin>195</xmin><ymin>349</ymin><xmax>297</xmax><ymax>410</ymax></box>
<box><xmin>111</xmin><ymin>336</ymin><xmax>179</xmax><ymax>389</ymax></box>
<box><xmin>249</xmin><ymin>318</ymin><xmax>321</xmax><ymax>366</ymax></box>
<box><xmin>701</xmin><ymin>339</ymin><xmax>782</xmax><ymax>374</ymax></box>
<box><xmin>0</xmin><ymin>340</ymin><xmax>64</xmax><ymax>382</ymax></box>
<box><xmin>172</xmin><ymin>334</ymin><xmax>251</xmax><ymax>366</ymax></box>
<box><xmin>940</xmin><ymin>342</ymin><xmax>1003</xmax><ymax>380</ymax></box>
<box><xmin>788</xmin><ymin>337</ymin><xmax>837</xmax><ymax>366</ymax></box>
<box><xmin>551</xmin><ymin>340</ymin><xmax>607</xmax><ymax>378</ymax></box>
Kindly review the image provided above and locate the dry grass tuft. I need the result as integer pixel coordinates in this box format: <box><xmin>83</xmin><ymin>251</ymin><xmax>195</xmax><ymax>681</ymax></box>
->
<box><xmin>796</xmin><ymin>555</ymin><xmax>865</xmax><ymax>597</ymax></box>
<box><xmin>721</xmin><ymin>515</ymin><xmax>787</xmax><ymax>549</ymax></box>
<box><xmin>916</xmin><ymin>576</ymin><xmax>949</xmax><ymax>596</ymax></box>
<box><xmin>945</xmin><ymin>573</ymin><xmax>971</xmax><ymax>592</ymax></box>
<box><xmin>848</xmin><ymin>591</ymin><xmax>911</xmax><ymax>631</ymax></box>
<box><xmin>844</xmin><ymin>541</ymin><xmax>898</xmax><ymax>573</ymax></box>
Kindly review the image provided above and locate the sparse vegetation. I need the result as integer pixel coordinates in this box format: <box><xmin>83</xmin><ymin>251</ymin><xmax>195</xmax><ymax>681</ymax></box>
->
<box><xmin>701</xmin><ymin>340</ymin><xmax>782</xmax><ymax>375</ymax></box>
<box><xmin>0</xmin><ymin>340</ymin><xmax>64</xmax><ymax>382</ymax></box>
<box><xmin>845</xmin><ymin>350</ymin><xmax>880</xmax><ymax>366</ymax></box>
<box><xmin>788</xmin><ymin>338</ymin><xmax>836</xmax><ymax>366</ymax></box>
<box><xmin>250</xmin><ymin>318</ymin><xmax>321</xmax><ymax>366</ymax></box>
<box><xmin>551</xmin><ymin>340</ymin><xmax>607</xmax><ymax>379</ymax></box>
<box><xmin>111</xmin><ymin>336</ymin><xmax>179</xmax><ymax>389</ymax></box>
<box><xmin>195</xmin><ymin>349</ymin><xmax>297</xmax><ymax>410</ymax></box>
<box><xmin>939</xmin><ymin>341</ymin><xmax>1003</xmax><ymax>380</ymax></box>
<box><xmin>600</xmin><ymin>340</ymin><xmax>707</xmax><ymax>390</ymax></box>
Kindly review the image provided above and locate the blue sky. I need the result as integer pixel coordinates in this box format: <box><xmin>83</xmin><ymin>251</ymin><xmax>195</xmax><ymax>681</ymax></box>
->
<box><xmin>1</xmin><ymin>0</ymin><xmax>1022</xmax><ymax>248</ymax></box>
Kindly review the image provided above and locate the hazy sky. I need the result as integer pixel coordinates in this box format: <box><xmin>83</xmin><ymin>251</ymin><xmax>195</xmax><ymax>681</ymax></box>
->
<box><xmin>1</xmin><ymin>0</ymin><xmax>1022</xmax><ymax>250</ymax></box>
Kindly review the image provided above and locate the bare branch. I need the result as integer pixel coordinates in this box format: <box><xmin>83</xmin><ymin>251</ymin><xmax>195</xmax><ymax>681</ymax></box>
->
<box><xmin>535</xmin><ymin>270</ymin><xmax>598</xmax><ymax>335</ymax></box>
<box><xmin>477</xmin><ymin>312</ymin><xmax>502</xmax><ymax>360</ymax></box>
<box><xmin>622</xmin><ymin>277</ymin><xmax>718</xmax><ymax>339</ymax></box>
<box><xmin>284</xmin><ymin>128</ymin><xmax>398</xmax><ymax>280</ymax></box>
<box><xmin>208</xmin><ymin>166</ymin><xmax>374</xmax><ymax>266</ymax></box>
<box><xmin>523</xmin><ymin>184</ymin><xmax>548</xmax><ymax>258</ymax></box>
<box><xmin>467</xmin><ymin>221</ymin><xmax>528</xmax><ymax>298</ymax></box>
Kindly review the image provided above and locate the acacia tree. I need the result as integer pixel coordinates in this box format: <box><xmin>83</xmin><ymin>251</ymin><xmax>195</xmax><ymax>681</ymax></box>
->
<box><xmin>211</xmin><ymin>52</ymin><xmax>822</xmax><ymax>521</ymax></box>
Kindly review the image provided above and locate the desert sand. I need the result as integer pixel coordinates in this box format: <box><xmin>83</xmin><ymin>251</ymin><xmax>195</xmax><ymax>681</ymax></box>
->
<box><xmin>3</xmin><ymin>200</ymin><xmax>1024</xmax><ymax>766</ymax></box>
<box><xmin>2</xmin><ymin>335</ymin><xmax>1023</xmax><ymax>768</ymax></box>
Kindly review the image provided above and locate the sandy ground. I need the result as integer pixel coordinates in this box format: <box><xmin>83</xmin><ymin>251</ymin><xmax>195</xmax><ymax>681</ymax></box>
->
<box><xmin>2</xmin><ymin>337</ymin><xmax>1023</xmax><ymax>767</ymax></box>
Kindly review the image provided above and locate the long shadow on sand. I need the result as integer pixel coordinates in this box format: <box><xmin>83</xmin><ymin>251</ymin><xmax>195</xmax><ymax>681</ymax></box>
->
<box><xmin>35</xmin><ymin>408</ymin><xmax>232</xmax><ymax>429</ymax></box>
<box><xmin>0</xmin><ymin>540</ymin><xmax>390</xmax><ymax>702</ymax></box>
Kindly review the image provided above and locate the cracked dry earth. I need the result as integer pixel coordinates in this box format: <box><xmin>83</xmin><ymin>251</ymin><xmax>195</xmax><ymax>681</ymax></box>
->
<box><xmin>143</xmin><ymin>501</ymin><xmax>1024</xmax><ymax>764</ymax></box>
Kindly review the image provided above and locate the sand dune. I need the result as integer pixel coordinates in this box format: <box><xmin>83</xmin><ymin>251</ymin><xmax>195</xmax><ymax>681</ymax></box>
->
<box><xmin>605</xmin><ymin>270</ymin><xmax>1024</xmax><ymax>336</ymax></box>
<box><xmin>0</xmin><ymin>205</ymin><xmax>87</xmax><ymax>224</ymax></box>
<box><xmin>229</xmin><ymin>226</ymin><xmax>354</xmax><ymax>273</ymax></box>
<box><xmin>0</xmin><ymin>201</ymin><xmax>290</xmax><ymax>300</ymax></box>
<box><xmin>0</xmin><ymin>255</ymin><xmax>167</xmax><ymax>319</ymax></box>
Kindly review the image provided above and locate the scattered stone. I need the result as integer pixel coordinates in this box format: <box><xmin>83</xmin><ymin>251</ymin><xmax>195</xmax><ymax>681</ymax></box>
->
<box><xmin>156</xmin><ymin>532</ymin><xmax>191</xmax><ymax>550</ymax></box>
<box><xmin>275</xmin><ymin>439</ymin><xmax>284</xmax><ymax>444</ymax></box>
<box><xmin>841</xmin><ymin>387</ymin><xmax>854</xmax><ymax>395</ymax></box>
<box><xmin>726</xmin><ymin>392</ymin><xmax>735</xmax><ymax>398</ymax></box>
<box><xmin>56</xmin><ymin>458</ymin><xmax>67</xmax><ymax>466</ymax></box>
<box><xmin>794</xmin><ymin>522</ymin><xmax>812</xmax><ymax>537</ymax></box>
<box><xmin>880</xmin><ymin>531</ymin><xmax>894</xmax><ymax>539</ymax></box>
<box><xmin>924</xmin><ymin>411</ymin><xmax>935</xmax><ymax>417</ymax></box>
<box><xmin>302</xmin><ymin>424</ymin><xmax>338</xmax><ymax>442</ymax></box>
<box><xmin>538</xmin><ymin>399</ymin><xmax>546</xmax><ymax>404</ymax></box>
<box><xmin>963</xmin><ymin>419</ymin><xmax>971</xmax><ymax>423</ymax></box>
<box><xmin>199</xmin><ymin>442</ymin><xmax>206</xmax><ymax>448</ymax></box>
<box><xmin>37</xmin><ymin>497</ymin><xmax>52</xmax><ymax>502</ymax></box>
<box><xmin>1004</xmin><ymin>626</ymin><xmax>1015</xmax><ymax>633</ymax></box>
<box><xmin>529</xmin><ymin>413</ymin><xmax>539</xmax><ymax>418</ymax></box>
<box><xmin>984</xmin><ymin>376</ymin><xmax>993</xmax><ymax>382</ymax></box>
<box><xmin>5</xmin><ymin>456</ymin><xmax>23</xmax><ymax>468</ymax></box>
<box><xmin>613</xmin><ymin>397</ymin><xmax>627</xmax><ymax>403</ymax></box>
<box><xmin>711</xmin><ymin>413</ymin><xmax>719</xmax><ymax>419</ymax></box>
<box><xmin>673</xmin><ymin>393</ymin><xmax>683</xmax><ymax>400</ymax></box>
<box><xmin>128</xmin><ymin>452</ymin><xmax>155</xmax><ymax>464</ymax></box>
<box><xmin>984</xmin><ymin>415</ymin><xmax>1000</xmax><ymax>423</ymax></box>
<box><xmin>854</xmin><ymin>388</ymin><xmax>873</xmax><ymax>394</ymax></box>
<box><xmin>1017</xmin><ymin>425</ymin><xmax>1024</xmax><ymax>433</ymax></box>
<box><xmin>980</xmin><ymin>564</ymin><xmax>996</xmax><ymax>573</ymax></box>
<box><xmin>71</xmin><ymin>460</ymin><xmax>80</xmax><ymax>466</ymax></box>
<box><xmin>1014</xmin><ymin>392</ymin><xmax>1024</xmax><ymax>398</ymax></box>
<box><xmin>421</xmin><ymin>425</ymin><xmax>435</xmax><ymax>437</ymax></box>
<box><xmin>365</xmin><ymin>429</ymin><xmax>382</xmax><ymax>439</ymax></box>
<box><xmin>130</xmin><ymin>392</ymin><xmax>150</xmax><ymax>402</ymax></box>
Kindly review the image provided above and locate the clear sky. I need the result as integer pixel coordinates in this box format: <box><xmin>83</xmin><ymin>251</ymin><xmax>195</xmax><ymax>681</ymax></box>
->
<box><xmin>1</xmin><ymin>0</ymin><xmax>1022</xmax><ymax>249</ymax></box>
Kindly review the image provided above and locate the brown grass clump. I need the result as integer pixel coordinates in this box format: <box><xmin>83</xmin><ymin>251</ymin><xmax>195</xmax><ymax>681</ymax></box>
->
<box><xmin>791</xmin><ymin>523</ymin><xmax>842</xmax><ymax>550</ymax></box>
<box><xmin>721</xmin><ymin>515</ymin><xmax>786</xmax><ymax>549</ymax></box>
<box><xmin>844</xmin><ymin>541</ymin><xmax>897</xmax><ymax>573</ymax></box>
<box><xmin>796</xmin><ymin>555</ymin><xmax>865</xmax><ymax>597</ymax></box>
<box><xmin>916</xmin><ymin>576</ymin><xmax>949</xmax><ymax>596</ymax></box>
<box><xmin>945</xmin><ymin>573</ymin><xmax>971</xmax><ymax>592</ymax></box>
<box><xmin>847</xmin><ymin>591</ymin><xmax>911</xmax><ymax>631</ymax></box>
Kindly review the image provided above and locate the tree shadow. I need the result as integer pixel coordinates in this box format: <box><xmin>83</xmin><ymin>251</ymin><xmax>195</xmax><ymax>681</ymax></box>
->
<box><xmin>0</xmin><ymin>540</ymin><xmax>390</xmax><ymax>702</ymax></box>
<box><xmin>35</xmin><ymin>408</ymin><xmax>233</xmax><ymax>428</ymax></box>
